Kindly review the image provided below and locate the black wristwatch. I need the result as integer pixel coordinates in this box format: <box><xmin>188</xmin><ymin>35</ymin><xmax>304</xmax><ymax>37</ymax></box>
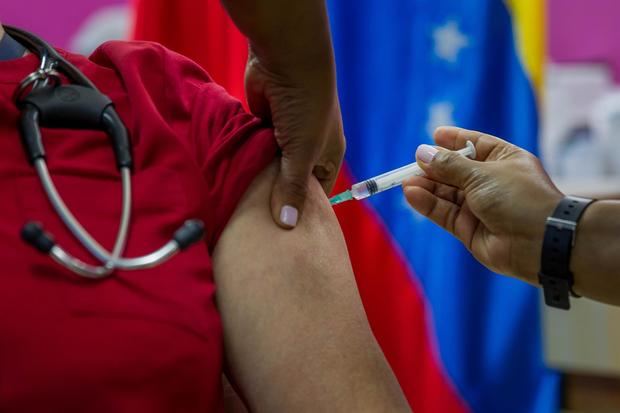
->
<box><xmin>539</xmin><ymin>196</ymin><xmax>595</xmax><ymax>310</ymax></box>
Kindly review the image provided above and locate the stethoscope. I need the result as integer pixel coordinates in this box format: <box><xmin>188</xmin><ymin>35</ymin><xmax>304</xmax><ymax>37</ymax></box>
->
<box><xmin>5</xmin><ymin>26</ymin><xmax>205</xmax><ymax>279</ymax></box>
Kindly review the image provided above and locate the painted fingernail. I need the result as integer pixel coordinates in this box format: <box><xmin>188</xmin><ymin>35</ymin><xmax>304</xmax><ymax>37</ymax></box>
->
<box><xmin>417</xmin><ymin>144</ymin><xmax>439</xmax><ymax>164</ymax></box>
<box><xmin>280</xmin><ymin>205</ymin><xmax>299</xmax><ymax>227</ymax></box>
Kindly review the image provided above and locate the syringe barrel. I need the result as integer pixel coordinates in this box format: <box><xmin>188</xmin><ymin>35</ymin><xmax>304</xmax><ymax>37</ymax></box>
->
<box><xmin>350</xmin><ymin>141</ymin><xmax>476</xmax><ymax>201</ymax></box>
<box><xmin>351</xmin><ymin>163</ymin><xmax>423</xmax><ymax>200</ymax></box>
<box><xmin>374</xmin><ymin>163</ymin><xmax>424</xmax><ymax>191</ymax></box>
<box><xmin>351</xmin><ymin>180</ymin><xmax>375</xmax><ymax>200</ymax></box>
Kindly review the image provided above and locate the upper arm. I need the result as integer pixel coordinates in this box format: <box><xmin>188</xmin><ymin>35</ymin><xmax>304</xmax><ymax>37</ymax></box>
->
<box><xmin>212</xmin><ymin>162</ymin><xmax>409</xmax><ymax>412</ymax></box>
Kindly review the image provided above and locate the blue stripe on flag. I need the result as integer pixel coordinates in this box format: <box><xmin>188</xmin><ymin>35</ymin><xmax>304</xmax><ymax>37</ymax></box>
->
<box><xmin>327</xmin><ymin>0</ymin><xmax>560</xmax><ymax>411</ymax></box>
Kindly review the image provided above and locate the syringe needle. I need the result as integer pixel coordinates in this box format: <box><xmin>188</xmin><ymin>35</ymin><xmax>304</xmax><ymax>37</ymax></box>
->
<box><xmin>329</xmin><ymin>190</ymin><xmax>353</xmax><ymax>206</ymax></box>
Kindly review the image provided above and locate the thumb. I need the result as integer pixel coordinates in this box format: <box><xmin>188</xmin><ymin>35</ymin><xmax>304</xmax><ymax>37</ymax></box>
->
<box><xmin>416</xmin><ymin>144</ymin><xmax>476</xmax><ymax>189</ymax></box>
<box><xmin>271</xmin><ymin>152</ymin><xmax>313</xmax><ymax>229</ymax></box>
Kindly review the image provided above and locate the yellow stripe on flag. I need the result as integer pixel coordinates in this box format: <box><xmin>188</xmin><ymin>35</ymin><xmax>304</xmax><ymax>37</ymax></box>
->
<box><xmin>504</xmin><ymin>0</ymin><xmax>545</xmax><ymax>94</ymax></box>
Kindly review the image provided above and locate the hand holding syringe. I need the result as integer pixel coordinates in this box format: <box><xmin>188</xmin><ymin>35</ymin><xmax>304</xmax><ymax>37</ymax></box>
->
<box><xmin>330</xmin><ymin>141</ymin><xmax>477</xmax><ymax>205</ymax></box>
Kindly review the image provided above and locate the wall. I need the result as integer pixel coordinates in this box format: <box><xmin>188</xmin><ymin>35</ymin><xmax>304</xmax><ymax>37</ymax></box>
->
<box><xmin>0</xmin><ymin>0</ymin><xmax>128</xmax><ymax>52</ymax></box>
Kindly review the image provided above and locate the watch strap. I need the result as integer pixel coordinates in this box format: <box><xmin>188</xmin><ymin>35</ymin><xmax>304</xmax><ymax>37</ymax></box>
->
<box><xmin>539</xmin><ymin>196</ymin><xmax>595</xmax><ymax>310</ymax></box>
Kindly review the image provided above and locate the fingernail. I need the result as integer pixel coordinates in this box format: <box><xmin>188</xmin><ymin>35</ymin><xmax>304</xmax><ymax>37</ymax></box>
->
<box><xmin>280</xmin><ymin>205</ymin><xmax>299</xmax><ymax>227</ymax></box>
<box><xmin>417</xmin><ymin>144</ymin><xmax>438</xmax><ymax>164</ymax></box>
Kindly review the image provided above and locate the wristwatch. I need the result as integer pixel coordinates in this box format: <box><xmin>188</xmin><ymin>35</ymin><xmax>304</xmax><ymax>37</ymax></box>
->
<box><xmin>539</xmin><ymin>196</ymin><xmax>595</xmax><ymax>310</ymax></box>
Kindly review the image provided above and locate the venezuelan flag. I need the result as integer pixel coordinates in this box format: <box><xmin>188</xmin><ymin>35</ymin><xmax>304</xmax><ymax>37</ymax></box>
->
<box><xmin>134</xmin><ymin>0</ymin><xmax>559</xmax><ymax>411</ymax></box>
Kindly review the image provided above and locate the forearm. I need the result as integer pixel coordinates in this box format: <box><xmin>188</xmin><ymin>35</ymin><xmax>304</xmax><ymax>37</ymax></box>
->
<box><xmin>570</xmin><ymin>200</ymin><xmax>620</xmax><ymax>306</ymax></box>
<box><xmin>220</xmin><ymin>0</ymin><xmax>335</xmax><ymax>76</ymax></box>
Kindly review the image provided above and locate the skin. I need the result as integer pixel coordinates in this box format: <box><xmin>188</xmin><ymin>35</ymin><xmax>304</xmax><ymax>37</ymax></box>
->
<box><xmin>221</xmin><ymin>0</ymin><xmax>345</xmax><ymax>228</ymax></box>
<box><xmin>214</xmin><ymin>163</ymin><xmax>410</xmax><ymax>412</ymax></box>
<box><xmin>404</xmin><ymin>126</ymin><xmax>620</xmax><ymax>307</ymax></box>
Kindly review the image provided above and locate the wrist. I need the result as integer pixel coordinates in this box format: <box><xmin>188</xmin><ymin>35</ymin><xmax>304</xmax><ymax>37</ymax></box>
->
<box><xmin>513</xmin><ymin>191</ymin><xmax>564</xmax><ymax>282</ymax></box>
<box><xmin>567</xmin><ymin>200</ymin><xmax>620</xmax><ymax>305</ymax></box>
<box><xmin>246</xmin><ymin>47</ymin><xmax>339</xmax><ymax>119</ymax></box>
<box><xmin>569</xmin><ymin>200</ymin><xmax>604</xmax><ymax>297</ymax></box>
<box><xmin>538</xmin><ymin>196</ymin><xmax>596</xmax><ymax>309</ymax></box>
<box><xmin>248</xmin><ymin>43</ymin><xmax>336</xmax><ymax>83</ymax></box>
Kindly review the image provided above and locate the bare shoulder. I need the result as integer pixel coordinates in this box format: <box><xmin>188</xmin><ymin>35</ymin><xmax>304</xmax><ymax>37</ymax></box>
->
<box><xmin>215</xmin><ymin>161</ymin><xmax>353</xmax><ymax>296</ymax></box>
<box><xmin>219</xmin><ymin>161</ymin><xmax>346</xmax><ymax>255</ymax></box>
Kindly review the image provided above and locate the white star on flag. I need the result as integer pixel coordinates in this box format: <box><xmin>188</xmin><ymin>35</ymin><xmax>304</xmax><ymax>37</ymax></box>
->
<box><xmin>427</xmin><ymin>102</ymin><xmax>455</xmax><ymax>138</ymax></box>
<box><xmin>433</xmin><ymin>21</ymin><xmax>469</xmax><ymax>63</ymax></box>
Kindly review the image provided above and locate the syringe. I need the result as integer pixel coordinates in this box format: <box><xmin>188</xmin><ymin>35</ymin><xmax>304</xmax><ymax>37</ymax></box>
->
<box><xmin>330</xmin><ymin>141</ymin><xmax>476</xmax><ymax>206</ymax></box>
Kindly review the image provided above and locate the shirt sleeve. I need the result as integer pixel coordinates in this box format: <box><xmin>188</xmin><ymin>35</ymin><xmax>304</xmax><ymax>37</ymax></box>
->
<box><xmin>91</xmin><ymin>41</ymin><xmax>278</xmax><ymax>251</ymax></box>
<box><xmin>157</xmin><ymin>47</ymin><xmax>279</xmax><ymax>250</ymax></box>
<box><xmin>189</xmin><ymin>82</ymin><xmax>277</xmax><ymax>250</ymax></box>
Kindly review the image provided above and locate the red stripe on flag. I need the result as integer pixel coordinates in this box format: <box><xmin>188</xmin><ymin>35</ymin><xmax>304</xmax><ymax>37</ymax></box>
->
<box><xmin>132</xmin><ymin>0</ymin><xmax>248</xmax><ymax>103</ymax></box>
<box><xmin>132</xmin><ymin>2</ymin><xmax>468</xmax><ymax>409</ymax></box>
<box><xmin>333</xmin><ymin>167</ymin><xmax>469</xmax><ymax>413</ymax></box>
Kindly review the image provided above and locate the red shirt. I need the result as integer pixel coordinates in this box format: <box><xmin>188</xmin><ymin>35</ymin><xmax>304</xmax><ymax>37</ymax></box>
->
<box><xmin>0</xmin><ymin>41</ymin><xmax>276</xmax><ymax>412</ymax></box>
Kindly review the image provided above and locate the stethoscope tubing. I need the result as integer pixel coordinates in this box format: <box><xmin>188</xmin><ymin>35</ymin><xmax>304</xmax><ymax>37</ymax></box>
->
<box><xmin>35</xmin><ymin>159</ymin><xmax>131</xmax><ymax>270</ymax></box>
<box><xmin>6</xmin><ymin>25</ymin><xmax>205</xmax><ymax>279</ymax></box>
<box><xmin>36</xmin><ymin>159</ymin><xmax>186</xmax><ymax>274</ymax></box>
